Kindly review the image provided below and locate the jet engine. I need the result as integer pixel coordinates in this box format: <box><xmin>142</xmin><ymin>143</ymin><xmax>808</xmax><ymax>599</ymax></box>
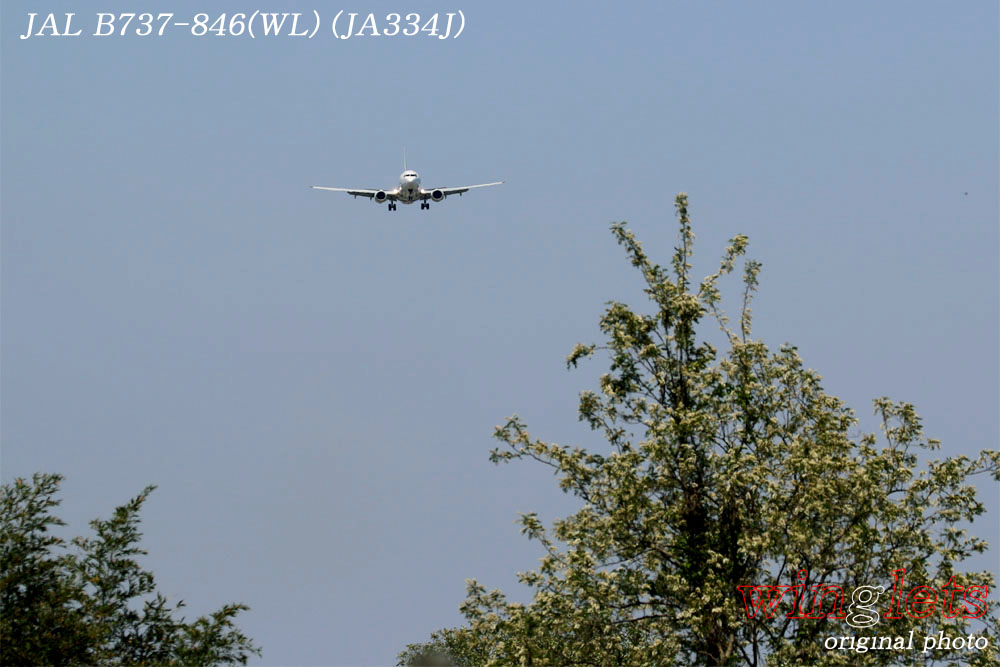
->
<box><xmin>374</xmin><ymin>190</ymin><xmax>387</xmax><ymax>202</ymax></box>
<box><xmin>431</xmin><ymin>189</ymin><xmax>444</xmax><ymax>202</ymax></box>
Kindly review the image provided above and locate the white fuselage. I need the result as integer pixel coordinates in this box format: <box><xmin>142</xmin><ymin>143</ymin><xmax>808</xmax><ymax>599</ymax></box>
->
<box><xmin>397</xmin><ymin>170</ymin><xmax>422</xmax><ymax>204</ymax></box>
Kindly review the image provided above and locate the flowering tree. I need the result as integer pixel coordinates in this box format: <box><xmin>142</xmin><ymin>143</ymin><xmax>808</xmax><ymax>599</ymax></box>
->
<box><xmin>400</xmin><ymin>195</ymin><xmax>999</xmax><ymax>666</ymax></box>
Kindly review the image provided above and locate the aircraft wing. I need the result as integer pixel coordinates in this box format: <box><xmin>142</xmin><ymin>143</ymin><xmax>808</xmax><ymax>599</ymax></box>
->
<box><xmin>424</xmin><ymin>181</ymin><xmax>504</xmax><ymax>199</ymax></box>
<box><xmin>310</xmin><ymin>186</ymin><xmax>397</xmax><ymax>200</ymax></box>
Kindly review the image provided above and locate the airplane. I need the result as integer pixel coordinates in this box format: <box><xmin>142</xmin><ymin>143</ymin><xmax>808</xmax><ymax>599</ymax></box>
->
<box><xmin>310</xmin><ymin>159</ymin><xmax>503</xmax><ymax>211</ymax></box>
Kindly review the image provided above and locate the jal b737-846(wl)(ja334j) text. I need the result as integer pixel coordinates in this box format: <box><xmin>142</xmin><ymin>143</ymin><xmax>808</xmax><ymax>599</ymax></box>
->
<box><xmin>18</xmin><ymin>11</ymin><xmax>466</xmax><ymax>40</ymax></box>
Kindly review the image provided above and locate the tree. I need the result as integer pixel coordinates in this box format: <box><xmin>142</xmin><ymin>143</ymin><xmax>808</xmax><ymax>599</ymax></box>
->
<box><xmin>399</xmin><ymin>194</ymin><xmax>1000</xmax><ymax>666</ymax></box>
<box><xmin>1</xmin><ymin>473</ymin><xmax>260</xmax><ymax>665</ymax></box>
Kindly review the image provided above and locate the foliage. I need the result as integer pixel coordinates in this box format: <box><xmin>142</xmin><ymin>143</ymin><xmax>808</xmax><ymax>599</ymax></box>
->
<box><xmin>0</xmin><ymin>473</ymin><xmax>260</xmax><ymax>665</ymax></box>
<box><xmin>400</xmin><ymin>194</ymin><xmax>1000</xmax><ymax>666</ymax></box>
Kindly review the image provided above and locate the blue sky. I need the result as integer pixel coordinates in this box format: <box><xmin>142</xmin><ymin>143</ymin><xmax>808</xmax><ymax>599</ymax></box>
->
<box><xmin>2</xmin><ymin>1</ymin><xmax>997</xmax><ymax>664</ymax></box>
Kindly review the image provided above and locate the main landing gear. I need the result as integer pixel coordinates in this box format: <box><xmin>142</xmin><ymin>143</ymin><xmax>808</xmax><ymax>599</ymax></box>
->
<box><xmin>387</xmin><ymin>202</ymin><xmax>397</xmax><ymax>211</ymax></box>
<box><xmin>420</xmin><ymin>201</ymin><xmax>430</xmax><ymax>210</ymax></box>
